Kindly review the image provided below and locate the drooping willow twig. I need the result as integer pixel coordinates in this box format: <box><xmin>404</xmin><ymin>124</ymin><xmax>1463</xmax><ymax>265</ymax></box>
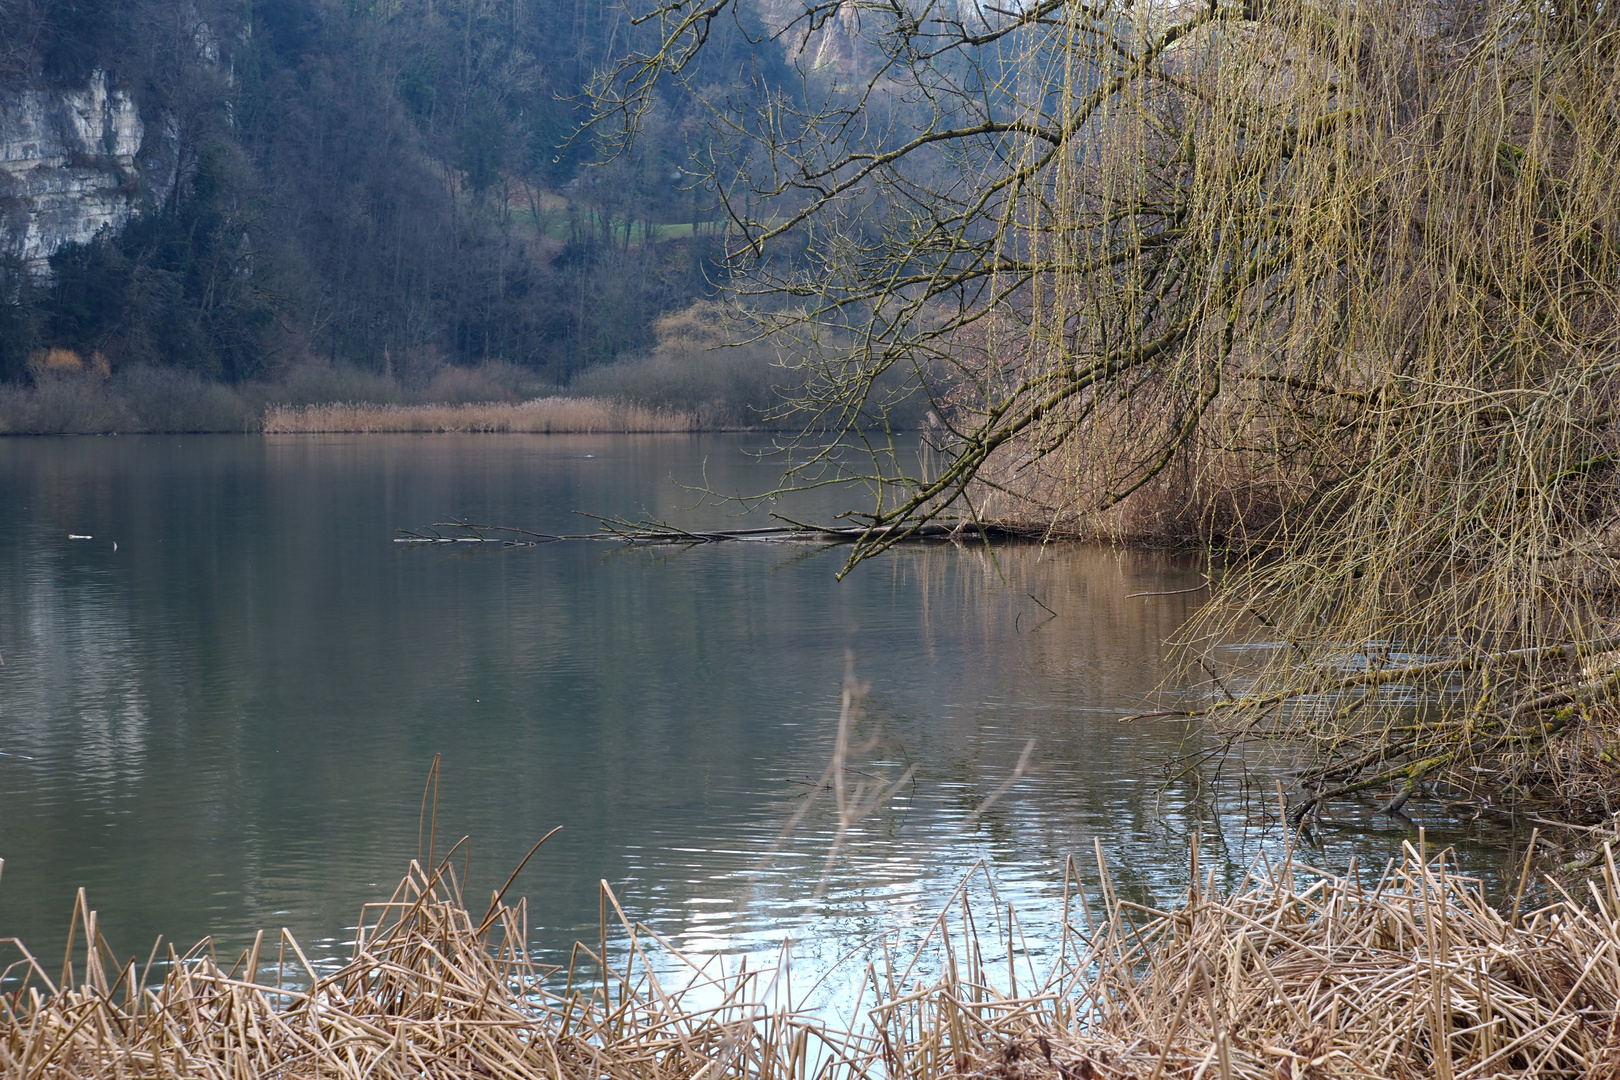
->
<box><xmin>589</xmin><ymin>0</ymin><xmax>1620</xmax><ymax>818</ymax></box>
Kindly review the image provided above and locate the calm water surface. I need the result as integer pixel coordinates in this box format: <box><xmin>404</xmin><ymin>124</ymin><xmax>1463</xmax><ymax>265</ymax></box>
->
<box><xmin>0</xmin><ymin>434</ymin><xmax>1520</xmax><ymax>1003</ymax></box>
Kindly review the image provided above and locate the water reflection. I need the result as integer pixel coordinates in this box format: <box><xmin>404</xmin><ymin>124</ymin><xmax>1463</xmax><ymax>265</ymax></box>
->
<box><xmin>0</xmin><ymin>434</ymin><xmax>1522</xmax><ymax>1005</ymax></box>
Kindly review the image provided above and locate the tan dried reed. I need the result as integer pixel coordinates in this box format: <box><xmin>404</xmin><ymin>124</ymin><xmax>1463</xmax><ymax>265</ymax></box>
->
<box><xmin>7</xmin><ymin>837</ymin><xmax>1620</xmax><ymax>1079</ymax></box>
<box><xmin>262</xmin><ymin>397</ymin><xmax>702</xmax><ymax>434</ymax></box>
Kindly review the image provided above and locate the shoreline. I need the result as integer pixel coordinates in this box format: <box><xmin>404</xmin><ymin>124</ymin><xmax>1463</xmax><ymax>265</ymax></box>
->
<box><xmin>261</xmin><ymin>398</ymin><xmax>707</xmax><ymax>435</ymax></box>
<box><xmin>0</xmin><ymin>362</ymin><xmax>786</xmax><ymax>436</ymax></box>
<box><xmin>0</xmin><ymin>393</ymin><xmax>735</xmax><ymax>436</ymax></box>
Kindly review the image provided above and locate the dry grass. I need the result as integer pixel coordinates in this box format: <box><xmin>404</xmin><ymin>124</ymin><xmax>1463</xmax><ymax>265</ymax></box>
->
<box><xmin>9</xmin><ymin>838</ymin><xmax>1620</xmax><ymax>1079</ymax></box>
<box><xmin>262</xmin><ymin>397</ymin><xmax>702</xmax><ymax>434</ymax></box>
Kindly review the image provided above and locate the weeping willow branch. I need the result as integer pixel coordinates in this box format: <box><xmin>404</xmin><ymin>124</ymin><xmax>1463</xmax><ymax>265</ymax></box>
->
<box><xmin>593</xmin><ymin>0</ymin><xmax>1620</xmax><ymax>815</ymax></box>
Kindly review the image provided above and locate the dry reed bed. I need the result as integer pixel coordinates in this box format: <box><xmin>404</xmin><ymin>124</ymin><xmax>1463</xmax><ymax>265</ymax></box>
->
<box><xmin>262</xmin><ymin>397</ymin><xmax>700</xmax><ymax>434</ymax></box>
<box><xmin>7</xmin><ymin>840</ymin><xmax>1620</xmax><ymax>1079</ymax></box>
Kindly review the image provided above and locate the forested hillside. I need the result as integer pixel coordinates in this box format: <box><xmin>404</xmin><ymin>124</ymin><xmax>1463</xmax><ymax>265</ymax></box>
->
<box><xmin>0</xmin><ymin>0</ymin><xmax>790</xmax><ymax>387</ymax></box>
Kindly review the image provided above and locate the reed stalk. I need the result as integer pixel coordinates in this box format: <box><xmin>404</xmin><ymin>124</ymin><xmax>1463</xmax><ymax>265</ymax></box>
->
<box><xmin>8</xmin><ymin>839</ymin><xmax>1620</xmax><ymax>1079</ymax></box>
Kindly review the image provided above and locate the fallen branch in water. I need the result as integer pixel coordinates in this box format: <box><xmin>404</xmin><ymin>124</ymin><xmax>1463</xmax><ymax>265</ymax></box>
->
<box><xmin>394</xmin><ymin>515</ymin><xmax>1051</xmax><ymax>547</ymax></box>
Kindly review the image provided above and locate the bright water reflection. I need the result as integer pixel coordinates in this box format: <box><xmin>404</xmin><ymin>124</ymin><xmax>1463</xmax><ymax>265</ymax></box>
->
<box><xmin>0</xmin><ymin>434</ymin><xmax>1521</xmax><ymax>1006</ymax></box>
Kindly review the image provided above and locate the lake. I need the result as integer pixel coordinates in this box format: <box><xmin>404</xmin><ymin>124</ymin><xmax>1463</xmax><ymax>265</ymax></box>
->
<box><xmin>0</xmin><ymin>433</ymin><xmax>1521</xmax><ymax>1005</ymax></box>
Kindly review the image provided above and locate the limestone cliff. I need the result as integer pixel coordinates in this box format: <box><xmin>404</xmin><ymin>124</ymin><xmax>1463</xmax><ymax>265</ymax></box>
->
<box><xmin>0</xmin><ymin>72</ymin><xmax>143</xmax><ymax>272</ymax></box>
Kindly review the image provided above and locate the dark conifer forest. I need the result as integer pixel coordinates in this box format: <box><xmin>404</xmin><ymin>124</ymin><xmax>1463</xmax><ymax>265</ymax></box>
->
<box><xmin>0</xmin><ymin>0</ymin><xmax>789</xmax><ymax>386</ymax></box>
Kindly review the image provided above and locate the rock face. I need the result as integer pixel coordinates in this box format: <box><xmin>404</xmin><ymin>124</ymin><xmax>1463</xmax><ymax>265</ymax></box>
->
<box><xmin>0</xmin><ymin>72</ymin><xmax>143</xmax><ymax>272</ymax></box>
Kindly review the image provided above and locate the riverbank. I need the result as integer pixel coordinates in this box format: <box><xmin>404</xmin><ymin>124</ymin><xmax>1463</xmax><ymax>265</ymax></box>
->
<box><xmin>0</xmin><ymin>365</ymin><xmax>722</xmax><ymax>435</ymax></box>
<box><xmin>0</xmin><ymin>305</ymin><xmax>807</xmax><ymax>435</ymax></box>
<box><xmin>262</xmin><ymin>398</ymin><xmax>702</xmax><ymax>434</ymax></box>
<box><xmin>963</xmin><ymin>427</ymin><xmax>1620</xmax><ymax>832</ymax></box>
<box><xmin>6</xmin><ymin>841</ymin><xmax>1613</xmax><ymax>1080</ymax></box>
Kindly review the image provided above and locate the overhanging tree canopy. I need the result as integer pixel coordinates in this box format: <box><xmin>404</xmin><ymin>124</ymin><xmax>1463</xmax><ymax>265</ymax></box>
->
<box><xmin>595</xmin><ymin>0</ymin><xmax>1620</xmax><ymax>815</ymax></box>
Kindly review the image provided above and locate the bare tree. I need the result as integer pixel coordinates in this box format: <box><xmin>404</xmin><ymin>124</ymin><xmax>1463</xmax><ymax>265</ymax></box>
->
<box><xmin>594</xmin><ymin>0</ymin><xmax>1620</xmax><ymax>817</ymax></box>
